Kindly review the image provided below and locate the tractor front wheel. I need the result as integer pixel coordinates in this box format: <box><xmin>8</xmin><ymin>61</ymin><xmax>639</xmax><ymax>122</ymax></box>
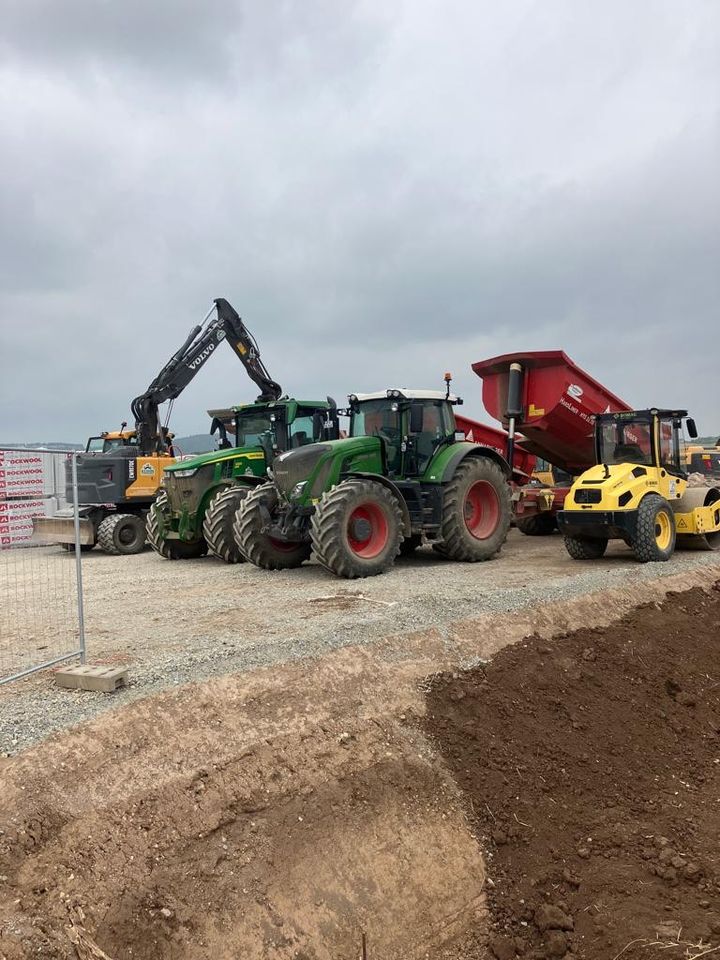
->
<box><xmin>203</xmin><ymin>485</ymin><xmax>250</xmax><ymax>563</ymax></box>
<box><xmin>632</xmin><ymin>494</ymin><xmax>676</xmax><ymax>563</ymax></box>
<box><xmin>563</xmin><ymin>535</ymin><xmax>608</xmax><ymax>560</ymax></box>
<box><xmin>311</xmin><ymin>479</ymin><xmax>403</xmax><ymax>578</ymax></box>
<box><xmin>439</xmin><ymin>458</ymin><xmax>511</xmax><ymax>562</ymax></box>
<box><xmin>233</xmin><ymin>483</ymin><xmax>311</xmax><ymax>570</ymax></box>
<box><xmin>146</xmin><ymin>493</ymin><xmax>208</xmax><ymax>560</ymax></box>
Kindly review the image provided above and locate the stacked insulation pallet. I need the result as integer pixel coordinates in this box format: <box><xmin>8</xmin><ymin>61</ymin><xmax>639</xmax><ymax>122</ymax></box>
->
<box><xmin>0</xmin><ymin>449</ymin><xmax>69</xmax><ymax>548</ymax></box>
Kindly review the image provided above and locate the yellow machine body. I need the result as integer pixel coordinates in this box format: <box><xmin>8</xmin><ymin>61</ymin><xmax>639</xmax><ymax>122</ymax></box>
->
<box><xmin>557</xmin><ymin>408</ymin><xmax>720</xmax><ymax>561</ymax></box>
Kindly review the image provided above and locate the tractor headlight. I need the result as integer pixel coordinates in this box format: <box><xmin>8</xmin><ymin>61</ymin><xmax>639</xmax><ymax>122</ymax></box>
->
<box><xmin>172</xmin><ymin>468</ymin><xmax>197</xmax><ymax>479</ymax></box>
<box><xmin>291</xmin><ymin>481</ymin><xmax>307</xmax><ymax>500</ymax></box>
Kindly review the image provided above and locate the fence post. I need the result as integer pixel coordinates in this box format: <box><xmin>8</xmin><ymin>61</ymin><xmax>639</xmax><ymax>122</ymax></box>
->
<box><xmin>71</xmin><ymin>453</ymin><xmax>86</xmax><ymax>663</ymax></box>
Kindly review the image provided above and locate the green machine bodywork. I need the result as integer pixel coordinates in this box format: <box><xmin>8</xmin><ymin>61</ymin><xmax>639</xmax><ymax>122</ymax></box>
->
<box><xmin>233</xmin><ymin>387</ymin><xmax>513</xmax><ymax>578</ymax></box>
<box><xmin>147</xmin><ymin>398</ymin><xmax>339</xmax><ymax>561</ymax></box>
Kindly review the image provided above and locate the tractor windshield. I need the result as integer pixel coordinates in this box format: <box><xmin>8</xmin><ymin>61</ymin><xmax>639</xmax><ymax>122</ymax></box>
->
<box><xmin>350</xmin><ymin>399</ymin><xmax>401</xmax><ymax>441</ymax></box>
<box><xmin>597</xmin><ymin>419</ymin><xmax>653</xmax><ymax>466</ymax></box>
<box><xmin>235</xmin><ymin>410</ymin><xmax>278</xmax><ymax>447</ymax></box>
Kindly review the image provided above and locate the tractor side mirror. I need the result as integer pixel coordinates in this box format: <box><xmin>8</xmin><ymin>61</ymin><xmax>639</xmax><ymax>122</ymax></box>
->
<box><xmin>409</xmin><ymin>404</ymin><xmax>424</xmax><ymax>434</ymax></box>
<box><xmin>686</xmin><ymin>417</ymin><xmax>698</xmax><ymax>439</ymax></box>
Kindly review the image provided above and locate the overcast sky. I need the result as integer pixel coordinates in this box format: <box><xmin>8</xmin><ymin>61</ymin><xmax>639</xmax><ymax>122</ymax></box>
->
<box><xmin>1</xmin><ymin>0</ymin><xmax>718</xmax><ymax>443</ymax></box>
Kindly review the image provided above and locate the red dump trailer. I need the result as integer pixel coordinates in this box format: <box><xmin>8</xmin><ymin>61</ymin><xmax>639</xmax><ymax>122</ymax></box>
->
<box><xmin>455</xmin><ymin>413</ymin><xmax>536</xmax><ymax>480</ymax></box>
<box><xmin>471</xmin><ymin>351</ymin><xmax>630</xmax><ymax>533</ymax></box>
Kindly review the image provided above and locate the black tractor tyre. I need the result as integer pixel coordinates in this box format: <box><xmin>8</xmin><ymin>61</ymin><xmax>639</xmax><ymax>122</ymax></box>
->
<box><xmin>400</xmin><ymin>533</ymin><xmax>423</xmax><ymax>556</ymax></box>
<box><xmin>439</xmin><ymin>457</ymin><xmax>512</xmax><ymax>562</ymax></box>
<box><xmin>146</xmin><ymin>493</ymin><xmax>208</xmax><ymax>560</ymax></box>
<box><xmin>233</xmin><ymin>483</ymin><xmax>311</xmax><ymax>570</ymax></box>
<box><xmin>631</xmin><ymin>494</ymin><xmax>676</xmax><ymax>563</ymax></box>
<box><xmin>515</xmin><ymin>512</ymin><xmax>557</xmax><ymax>536</ymax></box>
<box><xmin>563</xmin><ymin>535</ymin><xmax>608</xmax><ymax>560</ymax></box>
<box><xmin>203</xmin><ymin>485</ymin><xmax>251</xmax><ymax>564</ymax></box>
<box><xmin>310</xmin><ymin>479</ymin><xmax>404</xmax><ymax>579</ymax></box>
<box><xmin>97</xmin><ymin>513</ymin><xmax>146</xmax><ymax>556</ymax></box>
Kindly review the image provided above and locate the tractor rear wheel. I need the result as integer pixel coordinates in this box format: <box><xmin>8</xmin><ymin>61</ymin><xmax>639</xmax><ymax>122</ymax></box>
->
<box><xmin>146</xmin><ymin>493</ymin><xmax>208</xmax><ymax>560</ymax></box>
<box><xmin>439</xmin><ymin>457</ymin><xmax>511</xmax><ymax>562</ymax></box>
<box><xmin>563</xmin><ymin>535</ymin><xmax>608</xmax><ymax>560</ymax></box>
<box><xmin>233</xmin><ymin>483</ymin><xmax>311</xmax><ymax>570</ymax></box>
<box><xmin>311</xmin><ymin>479</ymin><xmax>403</xmax><ymax>578</ymax></box>
<box><xmin>632</xmin><ymin>494</ymin><xmax>676</xmax><ymax>562</ymax></box>
<box><xmin>515</xmin><ymin>512</ymin><xmax>557</xmax><ymax>536</ymax></box>
<box><xmin>97</xmin><ymin>513</ymin><xmax>146</xmax><ymax>556</ymax></box>
<box><xmin>203</xmin><ymin>485</ymin><xmax>251</xmax><ymax>563</ymax></box>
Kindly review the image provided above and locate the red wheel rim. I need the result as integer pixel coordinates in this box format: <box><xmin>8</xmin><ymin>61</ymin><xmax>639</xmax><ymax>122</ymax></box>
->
<box><xmin>347</xmin><ymin>502</ymin><xmax>389</xmax><ymax>558</ymax></box>
<box><xmin>464</xmin><ymin>480</ymin><xmax>500</xmax><ymax>539</ymax></box>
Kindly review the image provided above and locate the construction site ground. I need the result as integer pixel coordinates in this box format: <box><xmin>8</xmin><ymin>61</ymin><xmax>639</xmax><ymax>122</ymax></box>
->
<box><xmin>1</xmin><ymin>533</ymin><xmax>720</xmax><ymax>959</ymax></box>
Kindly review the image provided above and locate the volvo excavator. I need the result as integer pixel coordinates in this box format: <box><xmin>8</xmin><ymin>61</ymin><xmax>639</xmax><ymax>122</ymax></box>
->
<box><xmin>34</xmin><ymin>298</ymin><xmax>283</xmax><ymax>555</ymax></box>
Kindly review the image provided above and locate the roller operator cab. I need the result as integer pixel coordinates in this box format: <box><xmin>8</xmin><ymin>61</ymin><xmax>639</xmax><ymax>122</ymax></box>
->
<box><xmin>233</xmin><ymin>385</ymin><xmax>513</xmax><ymax>579</ymax></box>
<box><xmin>557</xmin><ymin>409</ymin><xmax>720</xmax><ymax>562</ymax></box>
<box><xmin>147</xmin><ymin>398</ymin><xmax>340</xmax><ymax>562</ymax></box>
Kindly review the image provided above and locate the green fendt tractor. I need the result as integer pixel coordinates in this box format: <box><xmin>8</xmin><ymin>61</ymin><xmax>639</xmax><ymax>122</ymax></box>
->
<box><xmin>147</xmin><ymin>398</ymin><xmax>340</xmax><ymax>561</ymax></box>
<box><xmin>233</xmin><ymin>384</ymin><xmax>512</xmax><ymax>578</ymax></box>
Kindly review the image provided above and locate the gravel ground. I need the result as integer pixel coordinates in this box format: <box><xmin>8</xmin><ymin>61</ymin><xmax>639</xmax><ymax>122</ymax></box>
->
<box><xmin>2</xmin><ymin>530</ymin><xmax>720</xmax><ymax>754</ymax></box>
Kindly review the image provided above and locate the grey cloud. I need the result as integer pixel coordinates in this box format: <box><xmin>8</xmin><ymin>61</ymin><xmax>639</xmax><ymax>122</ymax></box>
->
<box><xmin>1</xmin><ymin>0</ymin><xmax>719</xmax><ymax>443</ymax></box>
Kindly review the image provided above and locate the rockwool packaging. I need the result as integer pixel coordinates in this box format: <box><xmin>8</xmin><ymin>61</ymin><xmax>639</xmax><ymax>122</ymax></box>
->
<box><xmin>0</xmin><ymin>450</ymin><xmax>66</xmax><ymax>501</ymax></box>
<box><xmin>0</xmin><ymin>497</ymin><xmax>59</xmax><ymax>547</ymax></box>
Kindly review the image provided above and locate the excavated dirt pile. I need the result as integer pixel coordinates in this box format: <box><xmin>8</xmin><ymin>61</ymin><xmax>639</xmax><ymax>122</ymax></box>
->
<box><xmin>424</xmin><ymin>584</ymin><xmax>720</xmax><ymax>959</ymax></box>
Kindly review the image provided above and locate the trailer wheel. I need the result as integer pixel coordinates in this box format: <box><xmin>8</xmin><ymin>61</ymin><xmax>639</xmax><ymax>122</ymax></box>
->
<box><xmin>203</xmin><ymin>485</ymin><xmax>251</xmax><ymax>563</ymax></box>
<box><xmin>515</xmin><ymin>513</ymin><xmax>557</xmax><ymax>536</ymax></box>
<box><xmin>233</xmin><ymin>483</ymin><xmax>311</xmax><ymax>570</ymax></box>
<box><xmin>311</xmin><ymin>479</ymin><xmax>403</xmax><ymax>578</ymax></box>
<box><xmin>146</xmin><ymin>493</ymin><xmax>208</xmax><ymax>560</ymax></box>
<box><xmin>632</xmin><ymin>494</ymin><xmax>676</xmax><ymax>563</ymax></box>
<box><xmin>439</xmin><ymin>457</ymin><xmax>511</xmax><ymax>562</ymax></box>
<box><xmin>97</xmin><ymin>514</ymin><xmax>146</xmax><ymax>556</ymax></box>
<box><xmin>563</xmin><ymin>535</ymin><xmax>608</xmax><ymax>560</ymax></box>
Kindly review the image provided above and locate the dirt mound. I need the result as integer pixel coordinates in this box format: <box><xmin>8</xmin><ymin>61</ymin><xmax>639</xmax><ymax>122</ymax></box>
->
<box><xmin>0</xmin><ymin>648</ymin><xmax>487</xmax><ymax>960</ymax></box>
<box><xmin>424</xmin><ymin>584</ymin><xmax>720</xmax><ymax>959</ymax></box>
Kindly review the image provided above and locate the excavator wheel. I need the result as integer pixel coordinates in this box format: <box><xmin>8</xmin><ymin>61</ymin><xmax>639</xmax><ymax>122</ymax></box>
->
<box><xmin>631</xmin><ymin>494</ymin><xmax>676</xmax><ymax>563</ymax></box>
<box><xmin>146</xmin><ymin>493</ymin><xmax>208</xmax><ymax>560</ymax></box>
<box><xmin>514</xmin><ymin>512</ymin><xmax>557</xmax><ymax>536</ymax></box>
<box><xmin>310</xmin><ymin>479</ymin><xmax>403</xmax><ymax>579</ymax></box>
<box><xmin>97</xmin><ymin>514</ymin><xmax>146</xmax><ymax>556</ymax></box>
<box><xmin>439</xmin><ymin>457</ymin><xmax>511</xmax><ymax>562</ymax></box>
<box><xmin>202</xmin><ymin>485</ymin><xmax>251</xmax><ymax>564</ymax></box>
<box><xmin>233</xmin><ymin>483</ymin><xmax>311</xmax><ymax>570</ymax></box>
<box><xmin>563</xmin><ymin>535</ymin><xmax>608</xmax><ymax>560</ymax></box>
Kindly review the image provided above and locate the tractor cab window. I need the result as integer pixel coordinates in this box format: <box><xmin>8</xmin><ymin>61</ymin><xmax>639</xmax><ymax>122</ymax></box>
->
<box><xmin>288</xmin><ymin>409</ymin><xmax>317</xmax><ymax>449</ymax></box>
<box><xmin>412</xmin><ymin>401</ymin><xmax>453</xmax><ymax>474</ymax></box>
<box><xmin>598</xmin><ymin>420</ymin><xmax>653</xmax><ymax>466</ymax></box>
<box><xmin>350</xmin><ymin>399</ymin><xmax>402</xmax><ymax>474</ymax></box>
<box><xmin>235</xmin><ymin>410</ymin><xmax>278</xmax><ymax>448</ymax></box>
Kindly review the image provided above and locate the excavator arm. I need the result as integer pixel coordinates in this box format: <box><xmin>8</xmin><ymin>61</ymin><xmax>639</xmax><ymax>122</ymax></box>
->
<box><xmin>131</xmin><ymin>298</ymin><xmax>283</xmax><ymax>455</ymax></box>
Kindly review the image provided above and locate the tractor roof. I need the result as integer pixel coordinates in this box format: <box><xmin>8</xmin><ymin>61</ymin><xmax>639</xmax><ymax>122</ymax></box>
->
<box><xmin>350</xmin><ymin>389</ymin><xmax>459</xmax><ymax>403</ymax></box>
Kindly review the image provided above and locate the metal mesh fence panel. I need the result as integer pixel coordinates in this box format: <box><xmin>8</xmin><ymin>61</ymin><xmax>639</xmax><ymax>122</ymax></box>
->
<box><xmin>0</xmin><ymin>449</ymin><xmax>85</xmax><ymax>683</ymax></box>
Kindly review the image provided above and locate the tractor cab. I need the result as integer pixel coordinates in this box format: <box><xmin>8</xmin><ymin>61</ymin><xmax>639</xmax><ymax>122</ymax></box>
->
<box><xmin>594</xmin><ymin>409</ymin><xmax>697</xmax><ymax>476</ymax></box>
<box><xmin>348</xmin><ymin>389</ymin><xmax>462</xmax><ymax>477</ymax></box>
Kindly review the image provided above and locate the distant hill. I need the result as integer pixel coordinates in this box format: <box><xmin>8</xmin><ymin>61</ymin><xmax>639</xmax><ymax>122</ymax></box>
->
<box><xmin>0</xmin><ymin>441</ymin><xmax>83</xmax><ymax>451</ymax></box>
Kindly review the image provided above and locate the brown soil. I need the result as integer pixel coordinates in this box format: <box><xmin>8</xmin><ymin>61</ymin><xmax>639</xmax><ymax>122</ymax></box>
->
<box><xmin>424</xmin><ymin>584</ymin><xmax>720</xmax><ymax>959</ymax></box>
<box><xmin>2</xmin><ymin>577</ymin><xmax>720</xmax><ymax>960</ymax></box>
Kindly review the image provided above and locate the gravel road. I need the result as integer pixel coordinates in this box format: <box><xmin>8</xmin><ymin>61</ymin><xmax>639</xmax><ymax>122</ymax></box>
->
<box><xmin>2</xmin><ymin>531</ymin><xmax>719</xmax><ymax>754</ymax></box>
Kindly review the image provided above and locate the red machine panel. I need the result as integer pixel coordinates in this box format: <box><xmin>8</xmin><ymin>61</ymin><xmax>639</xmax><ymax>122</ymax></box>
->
<box><xmin>472</xmin><ymin>351</ymin><xmax>630</xmax><ymax>474</ymax></box>
<box><xmin>455</xmin><ymin>414</ymin><xmax>536</xmax><ymax>479</ymax></box>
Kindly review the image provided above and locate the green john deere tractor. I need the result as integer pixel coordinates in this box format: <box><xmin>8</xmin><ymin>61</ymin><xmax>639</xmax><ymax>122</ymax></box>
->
<box><xmin>233</xmin><ymin>386</ymin><xmax>512</xmax><ymax>578</ymax></box>
<box><xmin>147</xmin><ymin>398</ymin><xmax>339</xmax><ymax>561</ymax></box>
